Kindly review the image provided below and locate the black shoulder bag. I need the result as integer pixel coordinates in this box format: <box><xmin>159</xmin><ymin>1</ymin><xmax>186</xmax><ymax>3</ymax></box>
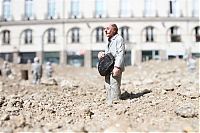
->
<box><xmin>98</xmin><ymin>53</ymin><xmax>115</xmax><ymax>76</ymax></box>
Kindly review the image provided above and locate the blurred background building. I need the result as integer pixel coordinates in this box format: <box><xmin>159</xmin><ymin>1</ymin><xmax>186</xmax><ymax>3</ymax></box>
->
<box><xmin>0</xmin><ymin>0</ymin><xmax>199</xmax><ymax>67</ymax></box>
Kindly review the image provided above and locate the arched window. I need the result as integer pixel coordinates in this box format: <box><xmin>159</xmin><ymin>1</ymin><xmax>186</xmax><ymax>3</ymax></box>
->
<box><xmin>25</xmin><ymin>0</ymin><xmax>33</xmax><ymax>19</ymax></box>
<box><xmin>3</xmin><ymin>0</ymin><xmax>11</xmax><ymax>21</ymax></box>
<box><xmin>120</xmin><ymin>26</ymin><xmax>129</xmax><ymax>42</ymax></box>
<box><xmin>169</xmin><ymin>26</ymin><xmax>181</xmax><ymax>42</ymax></box>
<box><xmin>2</xmin><ymin>30</ymin><xmax>10</xmax><ymax>44</ymax></box>
<box><xmin>193</xmin><ymin>26</ymin><xmax>200</xmax><ymax>42</ymax></box>
<box><xmin>95</xmin><ymin>27</ymin><xmax>104</xmax><ymax>43</ymax></box>
<box><xmin>144</xmin><ymin>26</ymin><xmax>155</xmax><ymax>42</ymax></box>
<box><xmin>70</xmin><ymin>27</ymin><xmax>80</xmax><ymax>43</ymax></box>
<box><xmin>47</xmin><ymin>28</ymin><xmax>56</xmax><ymax>44</ymax></box>
<box><xmin>24</xmin><ymin>29</ymin><xmax>33</xmax><ymax>44</ymax></box>
<box><xmin>48</xmin><ymin>0</ymin><xmax>56</xmax><ymax>19</ymax></box>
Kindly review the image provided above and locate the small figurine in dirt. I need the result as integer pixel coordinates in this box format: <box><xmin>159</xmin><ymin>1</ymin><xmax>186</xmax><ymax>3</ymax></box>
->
<box><xmin>45</xmin><ymin>61</ymin><xmax>53</xmax><ymax>78</ymax></box>
<box><xmin>187</xmin><ymin>55</ymin><xmax>196</xmax><ymax>72</ymax></box>
<box><xmin>31</xmin><ymin>57</ymin><xmax>42</xmax><ymax>84</ymax></box>
<box><xmin>1</xmin><ymin>61</ymin><xmax>12</xmax><ymax>77</ymax></box>
<box><xmin>98</xmin><ymin>23</ymin><xmax>125</xmax><ymax>105</ymax></box>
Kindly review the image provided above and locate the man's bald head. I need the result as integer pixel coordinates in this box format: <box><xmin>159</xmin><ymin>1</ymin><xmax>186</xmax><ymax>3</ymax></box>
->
<box><xmin>104</xmin><ymin>23</ymin><xmax>118</xmax><ymax>38</ymax></box>
<box><xmin>110</xmin><ymin>24</ymin><xmax>118</xmax><ymax>34</ymax></box>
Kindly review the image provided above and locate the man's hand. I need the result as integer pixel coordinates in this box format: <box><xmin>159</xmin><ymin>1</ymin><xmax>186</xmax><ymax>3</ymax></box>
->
<box><xmin>98</xmin><ymin>51</ymin><xmax>105</xmax><ymax>60</ymax></box>
<box><xmin>112</xmin><ymin>66</ymin><xmax>121</xmax><ymax>76</ymax></box>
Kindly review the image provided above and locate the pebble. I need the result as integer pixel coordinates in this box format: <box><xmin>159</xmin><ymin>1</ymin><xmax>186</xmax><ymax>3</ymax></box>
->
<box><xmin>175</xmin><ymin>103</ymin><xmax>198</xmax><ymax>118</ymax></box>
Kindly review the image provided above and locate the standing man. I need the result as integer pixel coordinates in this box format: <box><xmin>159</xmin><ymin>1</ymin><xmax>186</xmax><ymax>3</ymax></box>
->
<box><xmin>45</xmin><ymin>61</ymin><xmax>53</xmax><ymax>78</ymax></box>
<box><xmin>1</xmin><ymin>61</ymin><xmax>12</xmax><ymax>77</ymax></box>
<box><xmin>187</xmin><ymin>54</ymin><xmax>196</xmax><ymax>72</ymax></box>
<box><xmin>98</xmin><ymin>23</ymin><xmax>125</xmax><ymax>105</ymax></box>
<box><xmin>31</xmin><ymin>57</ymin><xmax>42</xmax><ymax>84</ymax></box>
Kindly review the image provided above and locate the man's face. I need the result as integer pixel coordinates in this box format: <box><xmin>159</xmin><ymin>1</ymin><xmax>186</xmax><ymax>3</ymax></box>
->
<box><xmin>104</xmin><ymin>24</ymin><xmax>115</xmax><ymax>38</ymax></box>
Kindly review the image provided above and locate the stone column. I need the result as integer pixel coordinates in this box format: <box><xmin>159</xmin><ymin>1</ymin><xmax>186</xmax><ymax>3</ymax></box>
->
<box><xmin>60</xmin><ymin>50</ymin><xmax>66</xmax><ymax>65</ymax></box>
<box><xmin>159</xmin><ymin>50</ymin><xmax>167</xmax><ymax>61</ymax></box>
<box><xmin>36</xmin><ymin>51</ymin><xmax>43</xmax><ymax>63</ymax></box>
<box><xmin>60</xmin><ymin>21</ymin><xmax>66</xmax><ymax>66</ymax></box>
<box><xmin>84</xmin><ymin>50</ymin><xmax>91</xmax><ymax>68</ymax></box>
<box><xmin>131</xmin><ymin>49</ymin><xmax>135</xmax><ymax>66</ymax></box>
<box><xmin>135</xmin><ymin>50</ymin><xmax>142</xmax><ymax>65</ymax></box>
<box><xmin>13</xmin><ymin>51</ymin><xmax>21</xmax><ymax>64</ymax></box>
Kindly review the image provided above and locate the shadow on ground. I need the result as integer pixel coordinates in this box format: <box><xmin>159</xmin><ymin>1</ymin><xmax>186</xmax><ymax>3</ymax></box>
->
<box><xmin>121</xmin><ymin>89</ymin><xmax>152</xmax><ymax>100</ymax></box>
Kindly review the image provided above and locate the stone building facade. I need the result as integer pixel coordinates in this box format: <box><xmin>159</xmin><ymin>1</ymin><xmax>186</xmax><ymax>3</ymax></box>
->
<box><xmin>0</xmin><ymin>0</ymin><xmax>199</xmax><ymax>67</ymax></box>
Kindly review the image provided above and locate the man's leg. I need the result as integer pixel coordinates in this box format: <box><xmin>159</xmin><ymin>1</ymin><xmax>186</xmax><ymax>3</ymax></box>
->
<box><xmin>110</xmin><ymin>74</ymin><xmax>122</xmax><ymax>101</ymax></box>
<box><xmin>32</xmin><ymin>74</ymin><xmax>37</xmax><ymax>84</ymax></box>
<box><xmin>105</xmin><ymin>74</ymin><xmax>112</xmax><ymax>104</ymax></box>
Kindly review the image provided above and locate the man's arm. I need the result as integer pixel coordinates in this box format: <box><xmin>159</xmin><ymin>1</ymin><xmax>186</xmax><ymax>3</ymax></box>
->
<box><xmin>114</xmin><ymin>37</ymin><xmax>125</xmax><ymax>68</ymax></box>
<box><xmin>112</xmin><ymin>37</ymin><xmax>125</xmax><ymax>76</ymax></box>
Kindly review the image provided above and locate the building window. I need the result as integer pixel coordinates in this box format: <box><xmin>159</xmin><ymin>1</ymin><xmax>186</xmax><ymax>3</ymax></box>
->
<box><xmin>120</xmin><ymin>26</ymin><xmax>129</xmax><ymax>42</ymax></box>
<box><xmin>19</xmin><ymin>52</ymin><xmax>36</xmax><ymax>64</ymax></box>
<box><xmin>25</xmin><ymin>0</ymin><xmax>33</xmax><ymax>19</ymax></box>
<box><xmin>120</xmin><ymin>0</ymin><xmax>131</xmax><ymax>17</ymax></box>
<box><xmin>47</xmin><ymin>28</ymin><xmax>56</xmax><ymax>44</ymax></box>
<box><xmin>96</xmin><ymin>27</ymin><xmax>104</xmax><ymax>43</ymax></box>
<box><xmin>145</xmin><ymin>26</ymin><xmax>154</xmax><ymax>42</ymax></box>
<box><xmin>67</xmin><ymin>52</ymin><xmax>84</xmax><ymax>67</ymax></box>
<box><xmin>169</xmin><ymin>26</ymin><xmax>181</xmax><ymax>42</ymax></box>
<box><xmin>91</xmin><ymin>51</ymin><xmax>100</xmax><ymax>67</ymax></box>
<box><xmin>24</xmin><ymin>29</ymin><xmax>32</xmax><ymax>44</ymax></box>
<box><xmin>3</xmin><ymin>0</ymin><xmax>11</xmax><ymax>21</ymax></box>
<box><xmin>194</xmin><ymin>27</ymin><xmax>200</xmax><ymax>42</ymax></box>
<box><xmin>124</xmin><ymin>51</ymin><xmax>131</xmax><ymax>66</ymax></box>
<box><xmin>48</xmin><ymin>0</ymin><xmax>56</xmax><ymax>19</ymax></box>
<box><xmin>192</xmin><ymin>0</ymin><xmax>199</xmax><ymax>17</ymax></box>
<box><xmin>71</xmin><ymin>0</ymin><xmax>80</xmax><ymax>18</ymax></box>
<box><xmin>169</xmin><ymin>0</ymin><xmax>180</xmax><ymax>17</ymax></box>
<box><xmin>144</xmin><ymin>0</ymin><xmax>155</xmax><ymax>17</ymax></box>
<box><xmin>95</xmin><ymin>0</ymin><xmax>106</xmax><ymax>18</ymax></box>
<box><xmin>0</xmin><ymin>53</ymin><xmax>13</xmax><ymax>62</ymax></box>
<box><xmin>142</xmin><ymin>50</ymin><xmax>160</xmax><ymax>61</ymax></box>
<box><xmin>44</xmin><ymin>52</ymin><xmax>60</xmax><ymax>64</ymax></box>
<box><xmin>70</xmin><ymin>28</ymin><xmax>80</xmax><ymax>43</ymax></box>
<box><xmin>2</xmin><ymin>30</ymin><xmax>10</xmax><ymax>44</ymax></box>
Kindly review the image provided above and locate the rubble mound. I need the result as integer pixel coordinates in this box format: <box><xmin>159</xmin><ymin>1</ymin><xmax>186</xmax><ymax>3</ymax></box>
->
<box><xmin>0</xmin><ymin>59</ymin><xmax>199</xmax><ymax>132</ymax></box>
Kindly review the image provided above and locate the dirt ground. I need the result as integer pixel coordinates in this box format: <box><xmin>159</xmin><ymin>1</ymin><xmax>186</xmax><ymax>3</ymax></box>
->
<box><xmin>0</xmin><ymin>59</ymin><xmax>199</xmax><ymax>132</ymax></box>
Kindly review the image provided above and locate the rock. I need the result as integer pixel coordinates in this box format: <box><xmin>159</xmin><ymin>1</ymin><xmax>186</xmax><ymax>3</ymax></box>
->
<box><xmin>163</xmin><ymin>83</ymin><xmax>175</xmax><ymax>91</ymax></box>
<box><xmin>121</xmin><ymin>80</ymin><xmax>132</xmax><ymax>85</ymax></box>
<box><xmin>104</xmin><ymin>120</ymin><xmax>132</xmax><ymax>132</ymax></box>
<box><xmin>13</xmin><ymin>116</ymin><xmax>26</xmax><ymax>128</ymax></box>
<box><xmin>132</xmin><ymin>80</ymin><xmax>142</xmax><ymax>86</ymax></box>
<box><xmin>41</xmin><ymin>78</ymin><xmax>58</xmax><ymax>86</ymax></box>
<box><xmin>1</xmin><ymin>114</ymin><xmax>10</xmax><ymax>121</ymax></box>
<box><xmin>0</xmin><ymin>96</ymin><xmax>5</xmax><ymax>107</ymax></box>
<box><xmin>143</xmin><ymin>79</ymin><xmax>154</xmax><ymax>85</ymax></box>
<box><xmin>0</xmin><ymin>128</ymin><xmax>13</xmax><ymax>133</ymax></box>
<box><xmin>177</xmin><ymin>87</ymin><xmax>200</xmax><ymax>98</ymax></box>
<box><xmin>5</xmin><ymin>107</ymin><xmax>20</xmax><ymax>113</ymax></box>
<box><xmin>8</xmin><ymin>74</ymin><xmax>15</xmax><ymax>80</ymax></box>
<box><xmin>0</xmin><ymin>82</ymin><xmax>3</xmax><ymax>91</ymax></box>
<box><xmin>7</xmin><ymin>98</ymin><xmax>23</xmax><ymax>108</ymax></box>
<box><xmin>81</xmin><ymin>108</ymin><xmax>94</xmax><ymax>119</ymax></box>
<box><xmin>175</xmin><ymin>103</ymin><xmax>198</xmax><ymax>118</ymax></box>
<box><xmin>60</xmin><ymin>80</ymin><xmax>79</xmax><ymax>90</ymax></box>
